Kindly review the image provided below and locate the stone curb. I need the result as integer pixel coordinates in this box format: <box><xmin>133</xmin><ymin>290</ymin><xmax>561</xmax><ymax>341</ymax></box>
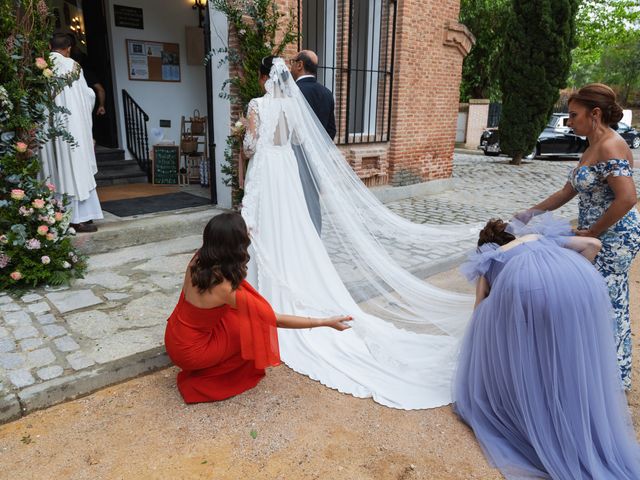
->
<box><xmin>4</xmin><ymin>347</ymin><xmax>170</xmax><ymax>423</ymax></box>
<box><xmin>0</xmin><ymin>394</ymin><xmax>22</xmax><ymax>424</ymax></box>
<box><xmin>74</xmin><ymin>207</ymin><xmax>226</xmax><ymax>255</ymax></box>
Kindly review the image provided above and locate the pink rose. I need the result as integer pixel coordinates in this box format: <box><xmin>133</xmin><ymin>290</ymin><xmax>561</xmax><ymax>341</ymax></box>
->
<box><xmin>46</xmin><ymin>232</ymin><xmax>57</xmax><ymax>241</ymax></box>
<box><xmin>10</xmin><ymin>189</ymin><xmax>25</xmax><ymax>200</ymax></box>
<box><xmin>37</xmin><ymin>225</ymin><xmax>49</xmax><ymax>236</ymax></box>
<box><xmin>41</xmin><ymin>256</ymin><xmax>51</xmax><ymax>265</ymax></box>
<box><xmin>15</xmin><ymin>142</ymin><xmax>27</xmax><ymax>153</ymax></box>
<box><xmin>35</xmin><ymin>57</ymin><xmax>48</xmax><ymax>70</ymax></box>
<box><xmin>32</xmin><ymin>198</ymin><xmax>45</xmax><ymax>209</ymax></box>
<box><xmin>46</xmin><ymin>183</ymin><xmax>56</xmax><ymax>192</ymax></box>
<box><xmin>10</xmin><ymin>271</ymin><xmax>22</xmax><ymax>281</ymax></box>
<box><xmin>54</xmin><ymin>212</ymin><xmax>63</xmax><ymax>222</ymax></box>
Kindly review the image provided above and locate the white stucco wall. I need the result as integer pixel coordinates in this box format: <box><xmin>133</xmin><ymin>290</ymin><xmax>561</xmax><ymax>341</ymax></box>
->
<box><xmin>106</xmin><ymin>0</ymin><xmax>207</xmax><ymax>152</ymax></box>
<box><xmin>208</xmin><ymin>6</ymin><xmax>232</xmax><ymax>208</ymax></box>
<box><xmin>105</xmin><ymin>0</ymin><xmax>231</xmax><ymax>205</ymax></box>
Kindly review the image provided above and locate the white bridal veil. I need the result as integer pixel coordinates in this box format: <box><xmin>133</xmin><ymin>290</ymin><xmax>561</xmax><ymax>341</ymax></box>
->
<box><xmin>242</xmin><ymin>58</ymin><xmax>479</xmax><ymax>408</ymax></box>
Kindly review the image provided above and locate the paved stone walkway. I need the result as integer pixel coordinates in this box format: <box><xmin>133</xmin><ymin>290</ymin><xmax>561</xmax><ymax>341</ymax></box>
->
<box><xmin>388</xmin><ymin>154</ymin><xmax>579</xmax><ymax>223</ymax></box>
<box><xmin>1</xmin><ymin>152</ymin><xmax>639</xmax><ymax>422</ymax></box>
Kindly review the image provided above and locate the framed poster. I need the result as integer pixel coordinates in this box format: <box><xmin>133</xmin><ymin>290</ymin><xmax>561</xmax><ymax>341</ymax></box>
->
<box><xmin>114</xmin><ymin>5</ymin><xmax>144</xmax><ymax>29</ymax></box>
<box><xmin>152</xmin><ymin>145</ymin><xmax>180</xmax><ymax>185</ymax></box>
<box><xmin>126</xmin><ymin>39</ymin><xmax>181</xmax><ymax>82</ymax></box>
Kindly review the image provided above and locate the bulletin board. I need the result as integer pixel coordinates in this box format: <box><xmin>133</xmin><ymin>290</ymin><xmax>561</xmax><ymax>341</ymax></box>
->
<box><xmin>126</xmin><ymin>39</ymin><xmax>181</xmax><ymax>82</ymax></box>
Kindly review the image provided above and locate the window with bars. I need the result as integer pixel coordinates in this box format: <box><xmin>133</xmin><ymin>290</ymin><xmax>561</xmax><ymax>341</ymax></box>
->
<box><xmin>298</xmin><ymin>0</ymin><xmax>397</xmax><ymax>145</ymax></box>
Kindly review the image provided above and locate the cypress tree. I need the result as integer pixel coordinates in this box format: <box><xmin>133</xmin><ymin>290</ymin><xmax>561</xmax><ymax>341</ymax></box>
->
<box><xmin>498</xmin><ymin>0</ymin><xmax>579</xmax><ymax>165</ymax></box>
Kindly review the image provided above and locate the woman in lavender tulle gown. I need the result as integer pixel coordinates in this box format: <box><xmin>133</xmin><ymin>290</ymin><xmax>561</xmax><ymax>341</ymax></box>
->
<box><xmin>454</xmin><ymin>215</ymin><xmax>640</xmax><ymax>479</ymax></box>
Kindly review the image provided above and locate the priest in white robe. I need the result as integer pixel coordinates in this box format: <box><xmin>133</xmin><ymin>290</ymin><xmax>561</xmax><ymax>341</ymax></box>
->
<box><xmin>40</xmin><ymin>33</ymin><xmax>103</xmax><ymax>233</ymax></box>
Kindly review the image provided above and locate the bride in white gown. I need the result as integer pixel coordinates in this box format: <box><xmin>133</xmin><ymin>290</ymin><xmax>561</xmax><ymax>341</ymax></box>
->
<box><xmin>241</xmin><ymin>57</ymin><xmax>478</xmax><ymax>409</ymax></box>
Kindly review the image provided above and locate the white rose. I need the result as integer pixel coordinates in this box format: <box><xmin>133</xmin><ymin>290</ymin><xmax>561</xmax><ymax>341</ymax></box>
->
<box><xmin>235</xmin><ymin>120</ymin><xmax>243</xmax><ymax>128</ymax></box>
<box><xmin>62</xmin><ymin>261</ymin><xmax>71</xmax><ymax>269</ymax></box>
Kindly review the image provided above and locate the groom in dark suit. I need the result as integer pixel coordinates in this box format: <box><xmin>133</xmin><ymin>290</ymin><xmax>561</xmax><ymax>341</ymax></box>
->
<box><xmin>290</xmin><ymin>50</ymin><xmax>336</xmax><ymax>235</ymax></box>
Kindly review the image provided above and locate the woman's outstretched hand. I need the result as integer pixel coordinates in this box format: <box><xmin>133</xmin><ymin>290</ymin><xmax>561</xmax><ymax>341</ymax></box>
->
<box><xmin>322</xmin><ymin>315</ymin><xmax>353</xmax><ymax>331</ymax></box>
<box><xmin>513</xmin><ymin>209</ymin><xmax>534</xmax><ymax>224</ymax></box>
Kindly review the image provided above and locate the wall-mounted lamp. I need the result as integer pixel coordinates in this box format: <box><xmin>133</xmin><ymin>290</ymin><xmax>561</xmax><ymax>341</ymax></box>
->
<box><xmin>192</xmin><ymin>0</ymin><xmax>206</xmax><ymax>28</ymax></box>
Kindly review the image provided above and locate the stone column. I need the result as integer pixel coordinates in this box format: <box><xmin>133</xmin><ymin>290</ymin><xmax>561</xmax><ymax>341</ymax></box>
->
<box><xmin>464</xmin><ymin>99</ymin><xmax>490</xmax><ymax>150</ymax></box>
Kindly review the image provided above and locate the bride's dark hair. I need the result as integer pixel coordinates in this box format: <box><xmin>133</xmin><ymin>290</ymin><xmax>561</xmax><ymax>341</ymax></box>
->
<box><xmin>478</xmin><ymin>219</ymin><xmax>516</xmax><ymax>247</ymax></box>
<box><xmin>190</xmin><ymin>213</ymin><xmax>251</xmax><ymax>292</ymax></box>
<box><xmin>259</xmin><ymin>55</ymin><xmax>275</xmax><ymax>76</ymax></box>
<box><xmin>259</xmin><ymin>55</ymin><xmax>290</xmax><ymax>83</ymax></box>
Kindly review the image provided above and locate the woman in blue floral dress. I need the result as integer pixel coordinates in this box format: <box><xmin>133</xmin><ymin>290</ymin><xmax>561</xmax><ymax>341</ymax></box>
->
<box><xmin>521</xmin><ymin>84</ymin><xmax>640</xmax><ymax>389</ymax></box>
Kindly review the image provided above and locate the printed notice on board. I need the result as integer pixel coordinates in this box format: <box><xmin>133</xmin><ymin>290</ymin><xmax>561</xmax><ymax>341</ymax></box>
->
<box><xmin>145</xmin><ymin>43</ymin><xmax>163</xmax><ymax>57</ymax></box>
<box><xmin>161</xmin><ymin>50</ymin><xmax>180</xmax><ymax>81</ymax></box>
<box><xmin>129</xmin><ymin>55</ymin><xmax>148</xmax><ymax>80</ymax></box>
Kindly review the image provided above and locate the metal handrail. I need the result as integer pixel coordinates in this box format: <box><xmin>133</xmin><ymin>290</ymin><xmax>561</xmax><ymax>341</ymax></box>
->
<box><xmin>122</xmin><ymin>89</ymin><xmax>151</xmax><ymax>181</ymax></box>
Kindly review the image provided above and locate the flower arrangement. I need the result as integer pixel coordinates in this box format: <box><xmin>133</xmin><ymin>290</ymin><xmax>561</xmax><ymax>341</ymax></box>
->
<box><xmin>209</xmin><ymin>0</ymin><xmax>299</xmax><ymax>205</ymax></box>
<box><xmin>0</xmin><ymin>175</ymin><xmax>86</xmax><ymax>288</ymax></box>
<box><xmin>0</xmin><ymin>0</ymin><xmax>87</xmax><ymax>289</ymax></box>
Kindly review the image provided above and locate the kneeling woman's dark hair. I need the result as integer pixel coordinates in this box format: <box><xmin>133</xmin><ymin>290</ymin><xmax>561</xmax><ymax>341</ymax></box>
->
<box><xmin>190</xmin><ymin>213</ymin><xmax>251</xmax><ymax>292</ymax></box>
<box><xmin>478</xmin><ymin>219</ymin><xmax>516</xmax><ymax>247</ymax></box>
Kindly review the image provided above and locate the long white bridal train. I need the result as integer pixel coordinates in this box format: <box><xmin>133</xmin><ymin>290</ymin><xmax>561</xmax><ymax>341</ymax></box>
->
<box><xmin>241</xmin><ymin>58</ymin><xmax>477</xmax><ymax>409</ymax></box>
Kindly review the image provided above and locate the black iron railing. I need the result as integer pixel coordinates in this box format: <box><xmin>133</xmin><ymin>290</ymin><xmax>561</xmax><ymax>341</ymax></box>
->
<box><xmin>298</xmin><ymin>0</ymin><xmax>397</xmax><ymax>145</ymax></box>
<box><xmin>122</xmin><ymin>89</ymin><xmax>150</xmax><ymax>180</ymax></box>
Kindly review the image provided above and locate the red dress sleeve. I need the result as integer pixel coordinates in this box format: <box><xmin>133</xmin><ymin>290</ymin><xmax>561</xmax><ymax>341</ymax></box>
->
<box><xmin>235</xmin><ymin>280</ymin><xmax>281</xmax><ymax>369</ymax></box>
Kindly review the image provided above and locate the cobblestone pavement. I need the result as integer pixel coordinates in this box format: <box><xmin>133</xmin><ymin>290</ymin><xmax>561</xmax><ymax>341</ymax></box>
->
<box><xmin>385</xmin><ymin>153</ymin><xmax>640</xmax><ymax>263</ymax></box>
<box><xmin>391</xmin><ymin>152</ymin><xmax>640</xmax><ymax>224</ymax></box>
<box><xmin>390</xmin><ymin>154</ymin><xmax>578</xmax><ymax>223</ymax></box>
<box><xmin>1</xmin><ymin>152</ymin><xmax>639</xmax><ymax>421</ymax></box>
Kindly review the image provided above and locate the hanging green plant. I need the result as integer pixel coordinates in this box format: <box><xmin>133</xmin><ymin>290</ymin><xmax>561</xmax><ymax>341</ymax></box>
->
<box><xmin>0</xmin><ymin>0</ymin><xmax>87</xmax><ymax>289</ymax></box>
<box><xmin>209</xmin><ymin>0</ymin><xmax>299</xmax><ymax>205</ymax></box>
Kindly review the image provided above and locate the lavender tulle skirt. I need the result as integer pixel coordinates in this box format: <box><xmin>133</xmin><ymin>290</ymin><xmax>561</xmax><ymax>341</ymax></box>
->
<box><xmin>454</xmin><ymin>240</ymin><xmax>640</xmax><ymax>479</ymax></box>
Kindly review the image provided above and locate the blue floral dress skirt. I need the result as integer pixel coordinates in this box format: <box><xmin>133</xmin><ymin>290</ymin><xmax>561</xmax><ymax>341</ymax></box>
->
<box><xmin>455</xmin><ymin>216</ymin><xmax>640</xmax><ymax>479</ymax></box>
<box><xmin>570</xmin><ymin>159</ymin><xmax>640</xmax><ymax>389</ymax></box>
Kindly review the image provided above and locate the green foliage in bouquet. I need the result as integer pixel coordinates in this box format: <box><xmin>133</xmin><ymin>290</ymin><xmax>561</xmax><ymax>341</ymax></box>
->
<box><xmin>209</xmin><ymin>0</ymin><xmax>299</xmax><ymax>205</ymax></box>
<box><xmin>0</xmin><ymin>0</ymin><xmax>87</xmax><ymax>289</ymax></box>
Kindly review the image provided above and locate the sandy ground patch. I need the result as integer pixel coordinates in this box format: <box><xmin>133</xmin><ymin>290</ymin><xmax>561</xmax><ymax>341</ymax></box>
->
<box><xmin>1</xmin><ymin>249</ymin><xmax>638</xmax><ymax>480</ymax></box>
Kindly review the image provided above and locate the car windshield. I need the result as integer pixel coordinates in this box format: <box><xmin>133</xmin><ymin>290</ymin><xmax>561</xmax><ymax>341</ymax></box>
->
<box><xmin>547</xmin><ymin>116</ymin><xmax>564</xmax><ymax>128</ymax></box>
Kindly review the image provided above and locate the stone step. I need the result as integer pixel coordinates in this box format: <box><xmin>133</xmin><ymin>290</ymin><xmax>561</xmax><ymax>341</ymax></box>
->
<box><xmin>96</xmin><ymin>159</ymin><xmax>140</xmax><ymax>171</ymax></box>
<box><xmin>95</xmin><ymin>147</ymin><xmax>125</xmax><ymax>163</ymax></box>
<box><xmin>73</xmin><ymin>206</ymin><xmax>224</xmax><ymax>255</ymax></box>
<box><xmin>95</xmin><ymin>166</ymin><xmax>149</xmax><ymax>187</ymax></box>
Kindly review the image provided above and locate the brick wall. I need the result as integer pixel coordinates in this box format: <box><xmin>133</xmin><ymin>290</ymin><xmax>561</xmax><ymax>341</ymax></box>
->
<box><xmin>230</xmin><ymin>0</ymin><xmax>472</xmax><ymax>187</ymax></box>
<box><xmin>387</xmin><ymin>1</ymin><xmax>472</xmax><ymax>185</ymax></box>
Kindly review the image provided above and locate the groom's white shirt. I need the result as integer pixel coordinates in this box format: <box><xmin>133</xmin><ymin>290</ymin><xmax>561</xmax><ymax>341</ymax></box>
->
<box><xmin>296</xmin><ymin>75</ymin><xmax>315</xmax><ymax>82</ymax></box>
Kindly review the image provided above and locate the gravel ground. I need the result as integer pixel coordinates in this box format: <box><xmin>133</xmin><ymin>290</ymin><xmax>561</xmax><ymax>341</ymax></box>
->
<box><xmin>0</xmin><ymin>234</ymin><xmax>639</xmax><ymax>480</ymax></box>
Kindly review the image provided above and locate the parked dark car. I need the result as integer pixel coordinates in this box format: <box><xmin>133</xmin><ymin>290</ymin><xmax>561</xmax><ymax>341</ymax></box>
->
<box><xmin>479</xmin><ymin>113</ymin><xmax>640</xmax><ymax>158</ymax></box>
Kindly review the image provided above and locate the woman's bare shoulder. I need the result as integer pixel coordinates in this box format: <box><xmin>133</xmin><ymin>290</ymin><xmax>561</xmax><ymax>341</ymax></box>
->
<box><xmin>601</xmin><ymin>133</ymin><xmax>632</xmax><ymax>162</ymax></box>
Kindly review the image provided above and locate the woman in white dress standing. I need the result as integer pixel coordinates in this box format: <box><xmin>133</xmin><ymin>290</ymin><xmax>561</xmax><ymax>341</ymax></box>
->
<box><xmin>240</xmin><ymin>56</ymin><xmax>479</xmax><ymax>409</ymax></box>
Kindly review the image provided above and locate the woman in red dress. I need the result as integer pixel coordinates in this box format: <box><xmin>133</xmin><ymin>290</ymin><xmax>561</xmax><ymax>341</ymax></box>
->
<box><xmin>165</xmin><ymin>213</ymin><xmax>351</xmax><ymax>403</ymax></box>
